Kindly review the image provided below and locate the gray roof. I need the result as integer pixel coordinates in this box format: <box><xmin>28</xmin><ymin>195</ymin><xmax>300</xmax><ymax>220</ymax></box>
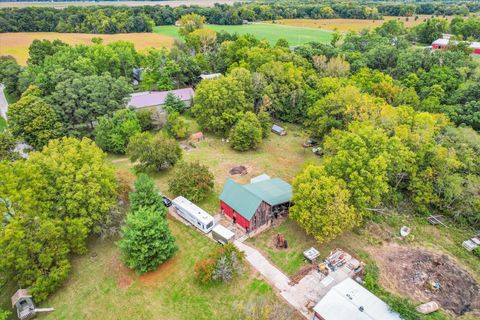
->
<box><xmin>127</xmin><ymin>88</ymin><xmax>194</xmax><ymax>109</ymax></box>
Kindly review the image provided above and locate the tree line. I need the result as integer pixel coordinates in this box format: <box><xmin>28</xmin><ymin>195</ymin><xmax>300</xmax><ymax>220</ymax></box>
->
<box><xmin>1</xmin><ymin>0</ymin><xmax>479</xmax><ymax>33</ymax></box>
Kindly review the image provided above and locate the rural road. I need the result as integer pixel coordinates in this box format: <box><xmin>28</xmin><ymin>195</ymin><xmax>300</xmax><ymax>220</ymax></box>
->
<box><xmin>0</xmin><ymin>83</ymin><xmax>8</xmax><ymax>120</ymax></box>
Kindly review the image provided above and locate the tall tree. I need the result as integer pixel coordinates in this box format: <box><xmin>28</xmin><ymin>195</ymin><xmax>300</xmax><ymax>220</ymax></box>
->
<box><xmin>127</xmin><ymin>132</ymin><xmax>182</xmax><ymax>172</ymax></box>
<box><xmin>94</xmin><ymin>109</ymin><xmax>141</xmax><ymax>154</ymax></box>
<box><xmin>118</xmin><ymin>206</ymin><xmax>177</xmax><ymax>274</ymax></box>
<box><xmin>168</xmin><ymin>161</ymin><xmax>214</xmax><ymax>202</ymax></box>
<box><xmin>7</xmin><ymin>85</ymin><xmax>63</xmax><ymax>149</ymax></box>
<box><xmin>129</xmin><ymin>174</ymin><xmax>165</xmax><ymax>215</ymax></box>
<box><xmin>228</xmin><ymin>111</ymin><xmax>263</xmax><ymax>151</ymax></box>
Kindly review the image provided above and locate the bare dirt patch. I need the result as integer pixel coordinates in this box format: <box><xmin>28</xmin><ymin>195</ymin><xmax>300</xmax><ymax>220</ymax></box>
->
<box><xmin>108</xmin><ymin>254</ymin><xmax>134</xmax><ymax>289</ymax></box>
<box><xmin>373</xmin><ymin>245</ymin><xmax>480</xmax><ymax>316</ymax></box>
<box><xmin>139</xmin><ymin>255</ymin><xmax>180</xmax><ymax>286</ymax></box>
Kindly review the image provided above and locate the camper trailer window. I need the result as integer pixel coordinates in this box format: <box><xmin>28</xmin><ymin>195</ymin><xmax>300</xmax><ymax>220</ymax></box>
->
<box><xmin>206</xmin><ymin>221</ymin><xmax>214</xmax><ymax>230</ymax></box>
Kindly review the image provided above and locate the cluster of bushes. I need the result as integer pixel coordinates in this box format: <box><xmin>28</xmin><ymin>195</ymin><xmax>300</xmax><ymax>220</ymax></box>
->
<box><xmin>194</xmin><ymin>243</ymin><xmax>244</xmax><ymax>284</ymax></box>
<box><xmin>118</xmin><ymin>174</ymin><xmax>177</xmax><ymax>274</ymax></box>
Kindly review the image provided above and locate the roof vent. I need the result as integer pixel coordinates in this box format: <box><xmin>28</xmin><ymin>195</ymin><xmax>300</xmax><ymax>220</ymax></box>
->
<box><xmin>359</xmin><ymin>306</ymin><xmax>364</xmax><ymax>312</ymax></box>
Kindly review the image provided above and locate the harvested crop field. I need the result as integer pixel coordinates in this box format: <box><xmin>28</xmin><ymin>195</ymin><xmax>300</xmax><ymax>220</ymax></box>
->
<box><xmin>0</xmin><ymin>32</ymin><xmax>175</xmax><ymax>65</ymax></box>
<box><xmin>373</xmin><ymin>245</ymin><xmax>480</xmax><ymax>316</ymax></box>
<box><xmin>268</xmin><ymin>15</ymin><xmax>455</xmax><ymax>32</ymax></box>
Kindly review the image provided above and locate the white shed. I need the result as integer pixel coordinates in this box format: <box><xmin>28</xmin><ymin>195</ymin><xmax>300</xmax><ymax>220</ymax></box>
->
<box><xmin>312</xmin><ymin>278</ymin><xmax>401</xmax><ymax>320</ymax></box>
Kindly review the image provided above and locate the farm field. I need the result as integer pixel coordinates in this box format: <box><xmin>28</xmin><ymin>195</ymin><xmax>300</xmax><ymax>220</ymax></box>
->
<box><xmin>153</xmin><ymin>23</ymin><xmax>334</xmax><ymax>46</ymax></box>
<box><xmin>268</xmin><ymin>15</ymin><xmax>455</xmax><ymax>32</ymax></box>
<box><xmin>0</xmin><ymin>32</ymin><xmax>175</xmax><ymax>65</ymax></box>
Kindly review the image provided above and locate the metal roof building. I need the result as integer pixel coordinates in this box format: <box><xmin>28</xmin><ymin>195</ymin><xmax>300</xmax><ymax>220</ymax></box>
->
<box><xmin>312</xmin><ymin>278</ymin><xmax>402</xmax><ymax>320</ymax></box>
<box><xmin>219</xmin><ymin>176</ymin><xmax>292</xmax><ymax>230</ymax></box>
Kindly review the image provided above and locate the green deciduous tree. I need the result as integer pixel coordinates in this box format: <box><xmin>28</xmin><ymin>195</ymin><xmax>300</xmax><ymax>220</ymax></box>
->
<box><xmin>127</xmin><ymin>132</ymin><xmax>182</xmax><ymax>172</ymax></box>
<box><xmin>229</xmin><ymin>112</ymin><xmax>262</xmax><ymax>151</ymax></box>
<box><xmin>118</xmin><ymin>206</ymin><xmax>177</xmax><ymax>274</ymax></box>
<box><xmin>7</xmin><ymin>85</ymin><xmax>63</xmax><ymax>149</ymax></box>
<box><xmin>166</xmin><ymin>111</ymin><xmax>190</xmax><ymax>139</ymax></box>
<box><xmin>48</xmin><ymin>73</ymin><xmax>132</xmax><ymax>136</ymax></box>
<box><xmin>0</xmin><ymin>55</ymin><xmax>22</xmax><ymax>98</ymax></box>
<box><xmin>177</xmin><ymin>13</ymin><xmax>205</xmax><ymax>37</ymax></box>
<box><xmin>193</xmin><ymin>68</ymin><xmax>254</xmax><ymax>135</ymax></box>
<box><xmin>168</xmin><ymin>161</ymin><xmax>214</xmax><ymax>202</ymax></box>
<box><xmin>94</xmin><ymin>109</ymin><xmax>141</xmax><ymax>154</ymax></box>
<box><xmin>0</xmin><ymin>130</ymin><xmax>20</xmax><ymax>161</ymax></box>
<box><xmin>290</xmin><ymin>165</ymin><xmax>357</xmax><ymax>243</ymax></box>
<box><xmin>0</xmin><ymin>216</ymin><xmax>72</xmax><ymax>301</ymax></box>
<box><xmin>257</xmin><ymin>111</ymin><xmax>271</xmax><ymax>138</ymax></box>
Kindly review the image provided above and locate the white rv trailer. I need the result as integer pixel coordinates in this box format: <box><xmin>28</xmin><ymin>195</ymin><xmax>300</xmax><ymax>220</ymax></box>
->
<box><xmin>172</xmin><ymin>196</ymin><xmax>215</xmax><ymax>233</ymax></box>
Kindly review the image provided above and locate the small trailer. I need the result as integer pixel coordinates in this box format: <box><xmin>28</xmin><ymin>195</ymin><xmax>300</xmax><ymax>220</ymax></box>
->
<box><xmin>271</xmin><ymin>124</ymin><xmax>287</xmax><ymax>136</ymax></box>
<box><xmin>172</xmin><ymin>196</ymin><xmax>215</xmax><ymax>233</ymax></box>
<box><xmin>212</xmin><ymin>224</ymin><xmax>235</xmax><ymax>244</ymax></box>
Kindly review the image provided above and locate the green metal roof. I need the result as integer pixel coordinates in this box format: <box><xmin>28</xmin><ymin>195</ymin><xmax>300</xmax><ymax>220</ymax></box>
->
<box><xmin>244</xmin><ymin>178</ymin><xmax>292</xmax><ymax>206</ymax></box>
<box><xmin>219</xmin><ymin>178</ymin><xmax>292</xmax><ymax>220</ymax></box>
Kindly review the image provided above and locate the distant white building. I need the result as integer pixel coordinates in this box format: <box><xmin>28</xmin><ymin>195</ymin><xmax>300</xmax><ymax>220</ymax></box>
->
<box><xmin>199</xmin><ymin>73</ymin><xmax>222</xmax><ymax>80</ymax></box>
<box><xmin>312</xmin><ymin>278</ymin><xmax>401</xmax><ymax>320</ymax></box>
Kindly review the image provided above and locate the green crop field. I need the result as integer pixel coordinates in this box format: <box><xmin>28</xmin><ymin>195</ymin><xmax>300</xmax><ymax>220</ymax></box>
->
<box><xmin>153</xmin><ymin>23</ymin><xmax>334</xmax><ymax>46</ymax></box>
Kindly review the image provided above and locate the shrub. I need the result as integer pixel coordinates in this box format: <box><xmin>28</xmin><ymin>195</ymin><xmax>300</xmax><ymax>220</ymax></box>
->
<box><xmin>229</xmin><ymin>111</ymin><xmax>263</xmax><ymax>151</ymax></box>
<box><xmin>136</xmin><ymin>109</ymin><xmax>154</xmax><ymax>131</ymax></box>
<box><xmin>473</xmin><ymin>247</ymin><xmax>480</xmax><ymax>258</ymax></box>
<box><xmin>168</xmin><ymin>161</ymin><xmax>214</xmax><ymax>202</ymax></box>
<box><xmin>257</xmin><ymin>111</ymin><xmax>272</xmax><ymax>138</ymax></box>
<box><xmin>94</xmin><ymin>109</ymin><xmax>141</xmax><ymax>154</ymax></box>
<box><xmin>194</xmin><ymin>243</ymin><xmax>244</xmax><ymax>284</ymax></box>
<box><xmin>127</xmin><ymin>132</ymin><xmax>182</xmax><ymax>172</ymax></box>
<box><xmin>166</xmin><ymin>111</ymin><xmax>190</xmax><ymax>139</ymax></box>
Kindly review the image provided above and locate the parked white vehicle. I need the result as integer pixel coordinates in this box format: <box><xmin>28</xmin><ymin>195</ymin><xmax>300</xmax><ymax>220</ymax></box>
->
<box><xmin>172</xmin><ymin>196</ymin><xmax>215</xmax><ymax>233</ymax></box>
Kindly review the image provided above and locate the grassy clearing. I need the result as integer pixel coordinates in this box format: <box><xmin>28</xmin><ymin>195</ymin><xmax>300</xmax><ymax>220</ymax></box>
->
<box><xmin>0</xmin><ymin>32</ymin><xmax>175</xmax><ymax>65</ymax></box>
<box><xmin>268</xmin><ymin>15</ymin><xmax>455</xmax><ymax>32</ymax></box>
<box><xmin>0</xmin><ymin>117</ymin><xmax>6</xmax><ymax>132</ymax></box>
<box><xmin>109</xmin><ymin>119</ymin><xmax>320</xmax><ymax>214</ymax></box>
<box><xmin>153</xmin><ymin>23</ymin><xmax>333</xmax><ymax>46</ymax></box>
<box><xmin>29</xmin><ymin>217</ymin><xmax>299</xmax><ymax>320</ymax></box>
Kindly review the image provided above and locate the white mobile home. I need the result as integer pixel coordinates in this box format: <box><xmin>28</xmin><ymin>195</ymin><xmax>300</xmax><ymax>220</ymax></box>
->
<box><xmin>172</xmin><ymin>196</ymin><xmax>215</xmax><ymax>233</ymax></box>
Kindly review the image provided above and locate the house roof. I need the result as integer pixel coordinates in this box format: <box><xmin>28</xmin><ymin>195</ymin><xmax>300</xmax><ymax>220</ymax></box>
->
<box><xmin>127</xmin><ymin>88</ymin><xmax>194</xmax><ymax>109</ymax></box>
<box><xmin>432</xmin><ymin>38</ymin><xmax>480</xmax><ymax>49</ymax></box>
<box><xmin>313</xmin><ymin>278</ymin><xmax>401</xmax><ymax>320</ymax></box>
<box><xmin>219</xmin><ymin>177</ymin><xmax>292</xmax><ymax>220</ymax></box>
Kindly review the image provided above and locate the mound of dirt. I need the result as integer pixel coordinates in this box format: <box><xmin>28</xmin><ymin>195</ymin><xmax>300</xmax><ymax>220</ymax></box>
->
<box><xmin>374</xmin><ymin>246</ymin><xmax>480</xmax><ymax>316</ymax></box>
<box><xmin>229</xmin><ymin>165</ymin><xmax>248</xmax><ymax>175</ymax></box>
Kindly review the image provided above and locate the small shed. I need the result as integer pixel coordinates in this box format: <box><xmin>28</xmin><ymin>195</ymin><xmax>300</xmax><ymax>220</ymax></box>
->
<box><xmin>190</xmin><ymin>132</ymin><xmax>204</xmax><ymax>142</ymax></box>
<box><xmin>200</xmin><ymin>73</ymin><xmax>222</xmax><ymax>80</ymax></box>
<box><xmin>271</xmin><ymin>124</ymin><xmax>286</xmax><ymax>136</ymax></box>
<box><xmin>11</xmin><ymin>289</ymin><xmax>35</xmax><ymax>320</ymax></box>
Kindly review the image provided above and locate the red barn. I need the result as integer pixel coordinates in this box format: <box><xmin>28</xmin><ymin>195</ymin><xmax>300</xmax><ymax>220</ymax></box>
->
<box><xmin>219</xmin><ymin>177</ymin><xmax>292</xmax><ymax>231</ymax></box>
<box><xmin>432</xmin><ymin>38</ymin><xmax>480</xmax><ymax>54</ymax></box>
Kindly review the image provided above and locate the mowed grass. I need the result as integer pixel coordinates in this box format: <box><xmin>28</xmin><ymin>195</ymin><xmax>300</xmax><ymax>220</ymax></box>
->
<box><xmin>32</xmin><ymin>218</ymin><xmax>299</xmax><ymax>320</ymax></box>
<box><xmin>0</xmin><ymin>32</ymin><xmax>175</xmax><ymax>65</ymax></box>
<box><xmin>269</xmin><ymin>15</ymin><xmax>455</xmax><ymax>32</ymax></box>
<box><xmin>110</xmin><ymin>120</ymin><xmax>320</xmax><ymax>214</ymax></box>
<box><xmin>0</xmin><ymin>117</ymin><xmax>6</xmax><ymax>132</ymax></box>
<box><xmin>153</xmin><ymin>23</ymin><xmax>333</xmax><ymax>46</ymax></box>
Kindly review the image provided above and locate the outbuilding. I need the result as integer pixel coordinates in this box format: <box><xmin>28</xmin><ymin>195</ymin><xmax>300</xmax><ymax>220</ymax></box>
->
<box><xmin>271</xmin><ymin>124</ymin><xmax>287</xmax><ymax>136</ymax></box>
<box><xmin>432</xmin><ymin>38</ymin><xmax>480</xmax><ymax>54</ymax></box>
<box><xmin>312</xmin><ymin>278</ymin><xmax>401</xmax><ymax>320</ymax></box>
<box><xmin>219</xmin><ymin>176</ymin><xmax>292</xmax><ymax>231</ymax></box>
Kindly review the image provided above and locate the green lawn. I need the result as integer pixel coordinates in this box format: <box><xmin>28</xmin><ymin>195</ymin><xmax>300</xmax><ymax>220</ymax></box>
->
<box><xmin>29</xmin><ymin>218</ymin><xmax>299</xmax><ymax>320</ymax></box>
<box><xmin>153</xmin><ymin>23</ymin><xmax>333</xmax><ymax>46</ymax></box>
<box><xmin>109</xmin><ymin>120</ymin><xmax>320</xmax><ymax>214</ymax></box>
<box><xmin>0</xmin><ymin>117</ymin><xmax>6</xmax><ymax>132</ymax></box>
